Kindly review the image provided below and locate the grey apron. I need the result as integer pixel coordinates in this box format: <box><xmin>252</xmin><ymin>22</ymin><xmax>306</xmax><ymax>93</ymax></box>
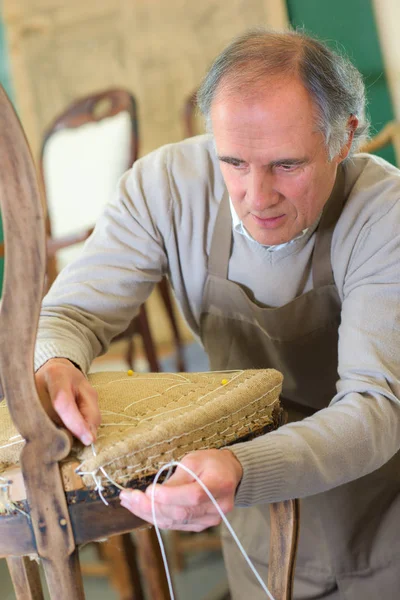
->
<box><xmin>199</xmin><ymin>169</ymin><xmax>400</xmax><ymax>599</ymax></box>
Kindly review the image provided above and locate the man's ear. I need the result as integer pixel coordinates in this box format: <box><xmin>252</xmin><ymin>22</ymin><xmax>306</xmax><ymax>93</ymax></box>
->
<box><xmin>338</xmin><ymin>114</ymin><xmax>359</xmax><ymax>162</ymax></box>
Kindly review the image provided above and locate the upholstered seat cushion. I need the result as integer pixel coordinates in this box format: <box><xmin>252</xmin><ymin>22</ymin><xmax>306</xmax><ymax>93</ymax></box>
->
<box><xmin>0</xmin><ymin>369</ymin><xmax>282</xmax><ymax>490</ymax></box>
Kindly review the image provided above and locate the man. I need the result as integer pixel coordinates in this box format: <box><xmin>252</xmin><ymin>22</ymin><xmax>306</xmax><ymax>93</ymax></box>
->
<box><xmin>35</xmin><ymin>30</ymin><xmax>400</xmax><ymax>598</ymax></box>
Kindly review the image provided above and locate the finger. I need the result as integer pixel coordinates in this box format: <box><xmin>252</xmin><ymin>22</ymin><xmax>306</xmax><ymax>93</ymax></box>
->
<box><xmin>119</xmin><ymin>490</ymin><xmax>220</xmax><ymax>531</ymax></box>
<box><xmin>45</xmin><ymin>373</ymin><xmax>91</xmax><ymax>444</ymax></box>
<box><xmin>76</xmin><ymin>380</ymin><xmax>101</xmax><ymax>435</ymax></box>
<box><xmin>147</xmin><ymin>474</ymin><xmax>217</xmax><ymax>507</ymax></box>
<box><xmin>45</xmin><ymin>368</ymin><xmax>98</xmax><ymax>445</ymax></box>
<box><xmin>161</xmin><ymin>463</ymin><xmax>196</xmax><ymax>487</ymax></box>
<box><xmin>52</xmin><ymin>388</ymin><xmax>94</xmax><ymax>445</ymax></box>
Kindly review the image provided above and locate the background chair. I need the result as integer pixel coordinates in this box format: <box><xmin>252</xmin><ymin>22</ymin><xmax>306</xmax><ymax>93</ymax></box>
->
<box><xmin>40</xmin><ymin>87</ymin><xmax>185</xmax><ymax>373</ymax></box>
<box><xmin>359</xmin><ymin>120</ymin><xmax>400</xmax><ymax>159</ymax></box>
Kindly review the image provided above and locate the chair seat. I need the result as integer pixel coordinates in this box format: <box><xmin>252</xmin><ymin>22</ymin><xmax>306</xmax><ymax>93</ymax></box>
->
<box><xmin>0</xmin><ymin>369</ymin><xmax>282</xmax><ymax>507</ymax></box>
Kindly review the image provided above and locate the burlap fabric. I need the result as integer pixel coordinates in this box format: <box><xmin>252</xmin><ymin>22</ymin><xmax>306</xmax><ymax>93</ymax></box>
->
<box><xmin>0</xmin><ymin>369</ymin><xmax>282</xmax><ymax>489</ymax></box>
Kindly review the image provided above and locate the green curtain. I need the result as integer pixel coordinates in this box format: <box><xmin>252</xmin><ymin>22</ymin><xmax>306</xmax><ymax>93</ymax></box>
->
<box><xmin>287</xmin><ymin>0</ymin><xmax>396</xmax><ymax>165</ymax></box>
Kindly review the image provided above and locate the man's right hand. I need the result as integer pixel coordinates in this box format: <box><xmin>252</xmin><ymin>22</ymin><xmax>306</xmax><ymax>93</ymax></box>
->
<box><xmin>35</xmin><ymin>358</ymin><xmax>101</xmax><ymax>446</ymax></box>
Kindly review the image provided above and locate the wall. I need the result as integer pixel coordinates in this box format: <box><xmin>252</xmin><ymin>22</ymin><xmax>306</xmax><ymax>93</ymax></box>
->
<box><xmin>1</xmin><ymin>0</ymin><xmax>283</xmax><ymax>345</ymax></box>
<box><xmin>3</xmin><ymin>0</ymin><xmax>280</xmax><ymax>160</ymax></box>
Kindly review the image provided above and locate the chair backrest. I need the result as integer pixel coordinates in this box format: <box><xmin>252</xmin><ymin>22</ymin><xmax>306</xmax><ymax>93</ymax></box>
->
<box><xmin>359</xmin><ymin>120</ymin><xmax>400</xmax><ymax>163</ymax></box>
<box><xmin>40</xmin><ymin>88</ymin><xmax>139</xmax><ymax>271</ymax></box>
<box><xmin>0</xmin><ymin>84</ymin><xmax>75</xmax><ymax>556</ymax></box>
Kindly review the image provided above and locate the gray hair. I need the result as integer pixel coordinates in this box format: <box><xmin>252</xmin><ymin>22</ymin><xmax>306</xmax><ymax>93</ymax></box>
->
<box><xmin>197</xmin><ymin>29</ymin><xmax>369</xmax><ymax>159</ymax></box>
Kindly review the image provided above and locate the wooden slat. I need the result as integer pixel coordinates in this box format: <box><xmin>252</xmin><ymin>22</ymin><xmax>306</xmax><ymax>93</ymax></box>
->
<box><xmin>7</xmin><ymin>556</ymin><xmax>44</xmax><ymax>600</ymax></box>
<box><xmin>0</xmin><ymin>513</ymin><xmax>36</xmax><ymax>557</ymax></box>
<box><xmin>268</xmin><ymin>499</ymin><xmax>300</xmax><ymax>600</ymax></box>
<box><xmin>69</xmin><ymin>496</ymin><xmax>144</xmax><ymax>545</ymax></box>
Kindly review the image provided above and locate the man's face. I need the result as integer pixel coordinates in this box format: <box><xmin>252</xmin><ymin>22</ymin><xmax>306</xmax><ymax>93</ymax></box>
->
<box><xmin>211</xmin><ymin>77</ymin><xmax>346</xmax><ymax>245</ymax></box>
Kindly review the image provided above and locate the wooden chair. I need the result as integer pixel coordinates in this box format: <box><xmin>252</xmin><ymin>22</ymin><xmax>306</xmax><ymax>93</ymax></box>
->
<box><xmin>0</xmin><ymin>85</ymin><xmax>299</xmax><ymax>600</ymax></box>
<box><xmin>40</xmin><ymin>87</ymin><xmax>185</xmax><ymax>373</ymax></box>
<box><xmin>359</xmin><ymin>120</ymin><xmax>400</xmax><ymax>161</ymax></box>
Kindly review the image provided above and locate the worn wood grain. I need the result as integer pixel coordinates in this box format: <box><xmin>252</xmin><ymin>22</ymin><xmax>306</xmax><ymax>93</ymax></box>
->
<box><xmin>268</xmin><ymin>499</ymin><xmax>300</xmax><ymax>600</ymax></box>
<box><xmin>101</xmin><ymin>534</ymin><xmax>145</xmax><ymax>600</ymax></box>
<box><xmin>0</xmin><ymin>512</ymin><xmax>36</xmax><ymax>557</ymax></box>
<box><xmin>7</xmin><ymin>555</ymin><xmax>44</xmax><ymax>600</ymax></box>
<box><xmin>69</xmin><ymin>495</ymin><xmax>144</xmax><ymax>545</ymax></box>
<box><xmin>42</xmin><ymin>549</ymin><xmax>85</xmax><ymax>599</ymax></box>
<box><xmin>135</xmin><ymin>527</ymin><xmax>172</xmax><ymax>600</ymax></box>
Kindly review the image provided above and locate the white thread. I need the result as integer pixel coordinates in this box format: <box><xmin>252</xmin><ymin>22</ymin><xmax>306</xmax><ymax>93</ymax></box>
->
<box><xmin>0</xmin><ymin>476</ymin><xmax>30</xmax><ymax>518</ymax></box>
<box><xmin>0</xmin><ymin>439</ymin><xmax>24</xmax><ymax>451</ymax></box>
<box><xmin>78</xmin><ymin>450</ymin><xmax>275</xmax><ymax>600</ymax></box>
<box><xmin>76</xmin><ymin>444</ymin><xmax>125</xmax><ymax>504</ymax></box>
<box><xmin>78</xmin><ymin>384</ymin><xmax>280</xmax><ymax>474</ymax></box>
<box><xmin>151</xmin><ymin>461</ymin><xmax>276</xmax><ymax>600</ymax></box>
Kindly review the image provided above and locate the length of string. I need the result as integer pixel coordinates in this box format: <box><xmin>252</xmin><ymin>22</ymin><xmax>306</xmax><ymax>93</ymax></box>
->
<box><xmin>151</xmin><ymin>461</ymin><xmax>276</xmax><ymax>600</ymax></box>
<box><xmin>82</xmin><ymin>450</ymin><xmax>276</xmax><ymax>600</ymax></box>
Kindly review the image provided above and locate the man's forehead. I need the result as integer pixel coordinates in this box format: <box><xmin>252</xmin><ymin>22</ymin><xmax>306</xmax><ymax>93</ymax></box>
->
<box><xmin>214</xmin><ymin>72</ymin><xmax>309</xmax><ymax>102</ymax></box>
<box><xmin>211</xmin><ymin>75</ymin><xmax>318</xmax><ymax>124</ymax></box>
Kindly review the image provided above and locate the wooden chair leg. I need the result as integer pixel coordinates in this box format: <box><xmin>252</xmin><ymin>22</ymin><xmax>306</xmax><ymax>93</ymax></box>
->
<box><xmin>134</xmin><ymin>527</ymin><xmax>172</xmax><ymax>599</ymax></box>
<box><xmin>137</xmin><ymin>305</ymin><xmax>161</xmax><ymax>372</ymax></box>
<box><xmin>101</xmin><ymin>533</ymin><xmax>145</xmax><ymax>600</ymax></box>
<box><xmin>7</xmin><ymin>555</ymin><xmax>44</xmax><ymax>600</ymax></box>
<box><xmin>157</xmin><ymin>279</ymin><xmax>186</xmax><ymax>372</ymax></box>
<box><xmin>268</xmin><ymin>499</ymin><xmax>300</xmax><ymax>600</ymax></box>
<box><xmin>168</xmin><ymin>530</ymin><xmax>186</xmax><ymax>572</ymax></box>
<box><xmin>42</xmin><ymin>548</ymin><xmax>85</xmax><ymax>600</ymax></box>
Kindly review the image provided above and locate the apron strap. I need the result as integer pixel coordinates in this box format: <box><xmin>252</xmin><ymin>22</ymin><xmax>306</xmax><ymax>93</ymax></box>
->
<box><xmin>312</xmin><ymin>165</ymin><xmax>346</xmax><ymax>288</ymax></box>
<box><xmin>208</xmin><ymin>189</ymin><xmax>231</xmax><ymax>278</ymax></box>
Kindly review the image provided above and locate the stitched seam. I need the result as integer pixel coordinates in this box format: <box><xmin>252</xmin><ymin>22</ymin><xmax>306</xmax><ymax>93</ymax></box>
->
<box><xmin>91</xmin><ymin>371</ymin><xmax>252</xmax><ymax>420</ymax></box>
<box><xmin>100</xmin><ymin>414</ymin><xmax>273</xmax><ymax>482</ymax></box>
<box><xmin>80</xmin><ymin>381</ymin><xmax>281</xmax><ymax>472</ymax></box>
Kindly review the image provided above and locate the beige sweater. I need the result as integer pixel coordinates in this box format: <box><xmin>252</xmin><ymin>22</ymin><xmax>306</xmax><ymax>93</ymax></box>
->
<box><xmin>36</xmin><ymin>135</ymin><xmax>400</xmax><ymax>506</ymax></box>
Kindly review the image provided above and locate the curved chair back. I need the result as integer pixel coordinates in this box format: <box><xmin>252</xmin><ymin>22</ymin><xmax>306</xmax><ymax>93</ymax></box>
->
<box><xmin>40</xmin><ymin>88</ymin><xmax>138</xmax><ymax>279</ymax></box>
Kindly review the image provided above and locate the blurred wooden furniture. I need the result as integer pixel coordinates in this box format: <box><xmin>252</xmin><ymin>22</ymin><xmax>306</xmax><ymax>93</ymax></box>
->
<box><xmin>359</xmin><ymin>120</ymin><xmax>400</xmax><ymax>161</ymax></box>
<box><xmin>169</xmin><ymin>528</ymin><xmax>222</xmax><ymax>572</ymax></box>
<box><xmin>40</xmin><ymin>87</ymin><xmax>185</xmax><ymax>372</ymax></box>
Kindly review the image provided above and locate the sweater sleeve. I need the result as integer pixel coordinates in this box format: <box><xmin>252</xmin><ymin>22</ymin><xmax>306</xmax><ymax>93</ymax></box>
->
<box><xmin>230</xmin><ymin>199</ymin><xmax>400</xmax><ymax>506</ymax></box>
<box><xmin>35</xmin><ymin>149</ymin><xmax>172</xmax><ymax>373</ymax></box>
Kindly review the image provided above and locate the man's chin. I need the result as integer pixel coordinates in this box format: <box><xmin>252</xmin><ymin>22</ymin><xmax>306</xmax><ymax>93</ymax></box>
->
<box><xmin>249</xmin><ymin>227</ymin><xmax>292</xmax><ymax>247</ymax></box>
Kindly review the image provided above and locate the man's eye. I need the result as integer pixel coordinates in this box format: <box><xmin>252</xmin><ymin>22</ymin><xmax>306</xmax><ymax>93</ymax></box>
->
<box><xmin>277</xmin><ymin>163</ymin><xmax>297</xmax><ymax>171</ymax></box>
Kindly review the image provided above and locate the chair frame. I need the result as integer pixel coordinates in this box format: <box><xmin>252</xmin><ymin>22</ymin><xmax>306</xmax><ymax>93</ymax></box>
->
<box><xmin>0</xmin><ymin>85</ymin><xmax>299</xmax><ymax>600</ymax></box>
<box><xmin>39</xmin><ymin>88</ymin><xmax>139</xmax><ymax>289</ymax></box>
<box><xmin>39</xmin><ymin>87</ymin><xmax>185</xmax><ymax>372</ymax></box>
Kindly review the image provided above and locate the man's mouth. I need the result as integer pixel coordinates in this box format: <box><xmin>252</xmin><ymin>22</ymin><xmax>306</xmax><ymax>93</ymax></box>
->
<box><xmin>251</xmin><ymin>214</ymin><xmax>285</xmax><ymax>228</ymax></box>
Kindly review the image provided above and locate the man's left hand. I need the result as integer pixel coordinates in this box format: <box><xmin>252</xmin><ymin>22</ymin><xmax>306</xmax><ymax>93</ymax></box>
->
<box><xmin>119</xmin><ymin>448</ymin><xmax>243</xmax><ymax>531</ymax></box>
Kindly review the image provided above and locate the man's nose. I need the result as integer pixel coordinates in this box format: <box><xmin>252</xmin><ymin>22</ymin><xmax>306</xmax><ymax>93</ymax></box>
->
<box><xmin>247</xmin><ymin>170</ymin><xmax>280</xmax><ymax>211</ymax></box>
